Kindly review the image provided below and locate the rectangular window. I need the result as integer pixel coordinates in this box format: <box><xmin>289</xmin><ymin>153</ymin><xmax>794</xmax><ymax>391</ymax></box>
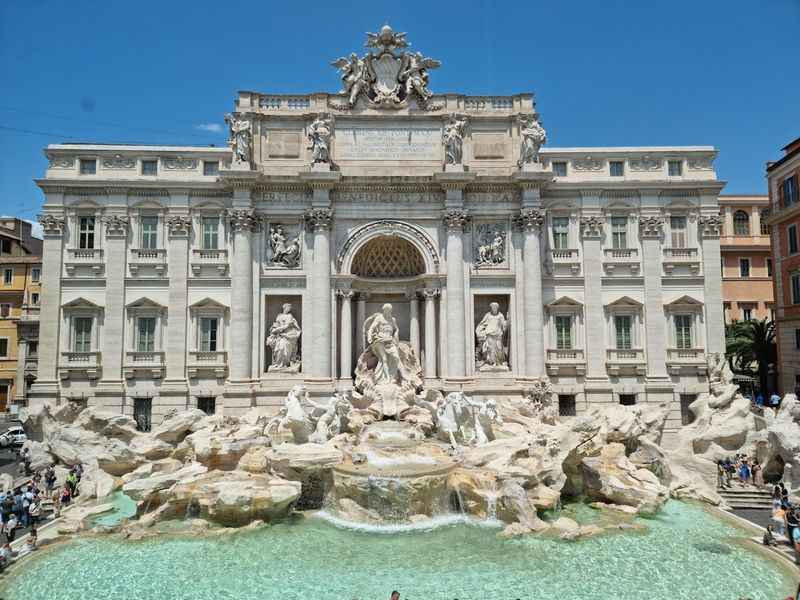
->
<box><xmin>784</xmin><ymin>175</ymin><xmax>798</xmax><ymax>206</ymax></box>
<box><xmin>795</xmin><ymin>329</ymin><xmax>800</xmax><ymax>350</ymax></box>
<box><xmin>203</xmin><ymin>161</ymin><xmax>220</xmax><ymax>176</ymax></box>
<box><xmin>78</xmin><ymin>216</ymin><xmax>96</xmax><ymax>249</ymax></box>
<box><xmin>200</xmin><ymin>317</ymin><xmax>218</xmax><ymax>351</ymax></box>
<box><xmin>675</xmin><ymin>314</ymin><xmax>692</xmax><ymax>349</ymax></box>
<box><xmin>668</xmin><ymin>160</ymin><xmax>683</xmax><ymax>176</ymax></box>
<box><xmin>140</xmin><ymin>216</ymin><xmax>159</xmax><ymax>249</ymax></box>
<box><xmin>202</xmin><ymin>217</ymin><xmax>219</xmax><ymax>250</ymax></box>
<box><xmin>742</xmin><ymin>307</ymin><xmax>752</xmax><ymax>321</ymax></box>
<box><xmin>680</xmin><ymin>394</ymin><xmax>696</xmax><ymax>425</ymax></box>
<box><xmin>614</xmin><ymin>315</ymin><xmax>633</xmax><ymax>349</ymax></box>
<box><xmin>558</xmin><ymin>394</ymin><xmax>576</xmax><ymax>417</ymax></box>
<box><xmin>79</xmin><ymin>159</ymin><xmax>97</xmax><ymax>175</ymax></box>
<box><xmin>0</xmin><ymin>239</ymin><xmax>11</xmax><ymax>254</ymax></box>
<box><xmin>137</xmin><ymin>317</ymin><xmax>157</xmax><ymax>352</ymax></box>
<box><xmin>0</xmin><ymin>339</ymin><xmax>7</xmax><ymax>358</ymax></box>
<box><xmin>670</xmin><ymin>216</ymin><xmax>687</xmax><ymax>248</ymax></box>
<box><xmin>551</xmin><ymin>217</ymin><xmax>569</xmax><ymax>250</ymax></box>
<box><xmin>31</xmin><ymin>293</ymin><xmax>39</xmax><ymax>305</ymax></box>
<box><xmin>0</xmin><ymin>304</ymin><xmax>9</xmax><ymax>318</ymax></box>
<box><xmin>134</xmin><ymin>398</ymin><xmax>152</xmax><ymax>432</ymax></box>
<box><xmin>767</xmin><ymin>258</ymin><xmax>772</xmax><ymax>277</ymax></box>
<box><xmin>609</xmin><ymin>161</ymin><xmax>624</xmax><ymax>177</ymax></box>
<box><xmin>197</xmin><ymin>396</ymin><xmax>216</xmax><ymax>415</ymax></box>
<box><xmin>31</xmin><ymin>268</ymin><xmax>40</xmax><ymax>282</ymax></box>
<box><xmin>141</xmin><ymin>160</ymin><xmax>158</xmax><ymax>176</ymax></box>
<box><xmin>28</xmin><ymin>341</ymin><xmax>38</xmax><ymax>356</ymax></box>
<box><xmin>619</xmin><ymin>394</ymin><xmax>636</xmax><ymax>406</ymax></box>
<box><xmin>793</xmin><ymin>274</ymin><xmax>800</xmax><ymax>305</ymax></box>
<box><xmin>739</xmin><ymin>258</ymin><xmax>750</xmax><ymax>278</ymax></box>
<box><xmin>2</xmin><ymin>269</ymin><xmax>11</xmax><ymax>285</ymax></box>
<box><xmin>789</xmin><ymin>224</ymin><xmax>798</xmax><ymax>254</ymax></box>
<box><xmin>555</xmin><ymin>316</ymin><xmax>572</xmax><ymax>350</ymax></box>
<box><xmin>611</xmin><ymin>216</ymin><xmax>628</xmax><ymax>249</ymax></box>
<box><xmin>73</xmin><ymin>317</ymin><xmax>93</xmax><ymax>352</ymax></box>
<box><xmin>552</xmin><ymin>161</ymin><xmax>567</xmax><ymax>177</ymax></box>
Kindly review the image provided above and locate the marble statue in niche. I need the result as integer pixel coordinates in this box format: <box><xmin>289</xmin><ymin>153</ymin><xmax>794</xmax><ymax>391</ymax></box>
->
<box><xmin>475</xmin><ymin>302</ymin><xmax>509</xmax><ymax>371</ymax></box>
<box><xmin>267</xmin><ymin>225</ymin><xmax>301</xmax><ymax>268</ymax></box>
<box><xmin>518</xmin><ymin>115</ymin><xmax>547</xmax><ymax>166</ymax></box>
<box><xmin>308</xmin><ymin>115</ymin><xmax>333</xmax><ymax>164</ymax></box>
<box><xmin>443</xmin><ymin>114</ymin><xmax>467</xmax><ymax>165</ymax></box>
<box><xmin>475</xmin><ymin>224</ymin><xmax>506</xmax><ymax>266</ymax></box>
<box><xmin>266</xmin><ymin>303</ymin><xmax>302</xmax><ymax>373</ymax></box>
<box><xmin>224</xmin><ymin>113</ymin><xmax>252</xmax><ymax>166</ymax></box>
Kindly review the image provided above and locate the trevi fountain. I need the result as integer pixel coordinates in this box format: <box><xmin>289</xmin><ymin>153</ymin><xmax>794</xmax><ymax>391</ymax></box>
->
<box><xmin>8</xmin><ymin>24</ymin><xmax>799</xmax><ymax>600</ymax></box>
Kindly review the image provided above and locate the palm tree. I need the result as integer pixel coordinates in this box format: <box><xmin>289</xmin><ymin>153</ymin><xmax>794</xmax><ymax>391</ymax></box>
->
<box><xmin>725</xmin><ymin>318</ymin><xmax>777</xmax><ymax>396</ymax></box>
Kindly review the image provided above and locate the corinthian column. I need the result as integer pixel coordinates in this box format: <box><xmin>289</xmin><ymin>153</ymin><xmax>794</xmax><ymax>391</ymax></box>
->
<box><xmin>228</xmin><ymin>208</ymin><xmax>257</xmax><ymax>382</ymax></box>
<box><xmin>421</xmin><ymin>289</ymin><xmax>440</xmax><ymax>380</ymax></box>
<box><xmin>338</xmin><ymin>290</ymin><xmax>354</xmax><ymax>381</ymax></box>
<box><xmin>518</xmin><ymin>208</ymin><xmax>545</xmax><ymax>377</ymax></box>
<box><xmin>306</xmin><ymin>207</ymin><xmax>333</xmax><ymax>378</ymax></box>
<box><xmin>444</xmin><ymin>209</ymin><xmax>470</xmax><ymax>378</ymax></box>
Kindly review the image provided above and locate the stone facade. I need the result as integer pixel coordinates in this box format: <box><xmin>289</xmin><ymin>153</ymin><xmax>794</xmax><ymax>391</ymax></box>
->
<box><xmin>31</xmin><ymin>29</ymin><xmax>725</xmax><ymax>445</ymax></box>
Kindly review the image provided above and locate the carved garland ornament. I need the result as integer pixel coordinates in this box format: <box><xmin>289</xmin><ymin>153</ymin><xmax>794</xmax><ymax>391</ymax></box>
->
<box><xmin>515</xmin><ymin>208</ymin><xmax>545</xmax><ymax>231</ymax></box>
<box><xmin>580</xmin><ymin>216</ymin><xmax>604</xmax><ymax>238</ymax></box>
<box><xmin>167</xmin><ymin>216</ymin><xmax>192</xmax><ymax>236</ymax></box>
<box><xmin>572</xmin><ymin>157</ymin><xmax>604</xmax><ymax>171</ymax></box>
<box><xmin>37</xmin><ymin>214</ymin><xmax>65</xmax><ymax>235</ymax></box>
<box><xmin>228</xmin><ymin>210</ymin><xmax>259</xmax><ymax>233</ymax></box>
<box><xmin>687</xmin><ymin>157</ymin><xmax>714</xmax><ymax>171</ymax></box>
<box><xmin>304</xmin><ymin>208</ymin><xmax>334</xmax><ymax>231</ymax></box>
<box><xmin>638</xmin><ymin>215</ymin><xmax>664</xmax><ymax>238</ymax></box>
<box><xmin>102</xmin><ymin>154</ymin><xmax>136</xmax><ymax>169</ymax></box>
<box><xmin>629</xmin><ymin>157</ymin><xmax>662</xmax><ymax>171</ymax></box>
<box><xmin>162</xmin><ymin>157</ymin><xmax>198</xmax><ymax>170</ymax></box>
<box><xmin>443</xmin><ymin>209</ymin><xmax>471</xmax><ymax>231</ymax></box>
<box><xmin>698</xmin><ymin>214</ymin><xmax>723</xmax><ymax>237</ymax></box>
<box><xmin>103</xmin><ymin>215</ymin><xmax>129</xmax><ymax>237</ymax></box>
<box><xmin>47</xmin><ymin>156</ymin><xmax>74</xmax><ymax>169</ymax></box>
<box><xmin>336</xmin><ymin>220</ymin><xmax>440</xmax><ymax>271</ymax></box>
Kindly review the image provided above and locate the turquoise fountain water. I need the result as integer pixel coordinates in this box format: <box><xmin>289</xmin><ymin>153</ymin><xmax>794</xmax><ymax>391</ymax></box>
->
<box><xmin>89</xmin><ymin>491</ymin><xmax>138</xmax><ymax>527</ymax></box>
<box><xmin>2</xmin><ymin>501</ymin><xmax>794</xmax><ymax>600</ymax></box>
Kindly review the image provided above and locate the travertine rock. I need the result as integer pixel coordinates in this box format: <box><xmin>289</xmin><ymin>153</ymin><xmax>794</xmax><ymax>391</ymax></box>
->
<box><xmin>150</xmin><ymin>409</ymin><xmax>208</xmax><ymax>445</ymax></box>
<box><xmin>122</xmin><ymin>462</ymin><xmax>208</xmax><ymax>503</ymax></box>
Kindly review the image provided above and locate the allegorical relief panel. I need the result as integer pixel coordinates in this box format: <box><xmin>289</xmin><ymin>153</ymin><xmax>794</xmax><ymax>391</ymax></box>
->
<box><xmin>473</xmin><ymin>223</ymin><xmax>508</xmax><ymax>268</ymax></box>
<box><xmin>265</xmin><ymin>223</ymin><xmax>302</xmax><ymax>269</ymax></box>
<box><xmin>266</xmin><ymin>131</ymin><xmax>302</xmax><ymax>158</ymax></box>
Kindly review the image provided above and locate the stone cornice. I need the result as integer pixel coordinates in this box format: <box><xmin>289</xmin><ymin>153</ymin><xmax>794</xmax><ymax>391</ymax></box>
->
<box><xmin>298</xmin><ymin>171</ymin><xmax>341</xmax><ymax>190</ymax></box>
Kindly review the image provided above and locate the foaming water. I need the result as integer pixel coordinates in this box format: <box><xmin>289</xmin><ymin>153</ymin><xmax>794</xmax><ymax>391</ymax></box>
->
<box><xmin>1</xmin><ymin>501</ymin><xmax>795</xmax><ymax>600</ymax></box>
<box><xmin>313</xmin><ymin>509</ymin><xmax>504</xmax><ymax>533</ymax></box>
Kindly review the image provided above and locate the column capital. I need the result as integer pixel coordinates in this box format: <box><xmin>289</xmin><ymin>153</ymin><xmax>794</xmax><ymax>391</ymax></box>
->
<box><xmin>698</xmin><ymin>213</ymin><xmax>723</xmax><ymax>238</ymax></box>
<box><xmin>638</xmin><ymin>215</ymin><xmax>664</xmax><ymax>239</ymax></box>
<box><xmin>102</xmin><ymin>214</ymin><xmax>129</xmax><ymax>238</ymax></box>
<box><xmin>37</xmin><ymin>214</ymin><xmax>65</xmax><ymax>237</ymax></box>
<box><xmin>579</xmin><ymin>215</ymin><xmax>604</xmax><ymax>239</ymax></box>
<box><xmin>443</xmin><ymin>208</ymin><xmax>471</xmax><ymax>231</ymax></box>
<box><xmin>515</xmin><ymin>208</ymin><xmax>545</xmax><ymax>231</ymax></box>
<box><xmin>227</xmin><ymin>209</ymin><xmax>259</xmax><ymax>233</ymax></box>
<box><xmin>420</xmin><ymin>288</ymin><xmax>441</xmax><ymax>301</ymax></box>
<box><xmin>336</xmin><ymin>289</ymin><xmax>356</xmax><ymax>300</ymax></box>
<box><xmin>305</xmin><ymin>207</ymin><xmax>334</xmax><ymax>231</ymax></box>
<box><xmin>167</xmin><ymin>215</ymin><xmax>192</xmax><ymax>237</ymax></box>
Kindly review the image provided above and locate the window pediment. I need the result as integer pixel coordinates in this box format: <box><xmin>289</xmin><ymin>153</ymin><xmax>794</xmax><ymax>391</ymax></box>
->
<box><xmin>606</xmin><ymin>295</ymin><xmax>643</xmax><ymax>308</ymax></box>
<box><xmin>126</xmin><ymin>297</ymin><xmax>167</xmax><ymax>310</ymax></box>
<box><xmin>189</xmin><ymin>297</ymin><xmax>228</xmax><ymax>310</ymax></box>
<box><xmin>62</xmin><ymin>297</ymin><xmax>103</xmax><ymax>310</ymax></box>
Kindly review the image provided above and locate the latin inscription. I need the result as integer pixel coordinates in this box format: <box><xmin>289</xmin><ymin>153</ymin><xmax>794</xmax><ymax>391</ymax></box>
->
<box><xmin>336</xmin><ymin>127</ymin><xmax>440</xmax><ymax>161</ymax></box>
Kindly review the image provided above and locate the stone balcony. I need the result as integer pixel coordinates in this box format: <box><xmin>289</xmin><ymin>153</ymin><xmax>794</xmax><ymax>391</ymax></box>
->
<box><xmin>547</xmin><ymin>248</ymin><xmax>581</xmax><ymax>276</ymax></box>
<box><xmin>124</xmin><ymin>351</ymin><xmax>166</xmax><ymax>379</ymax></box>
<box><xmin>666</xmin><ymin>347</ymin><xmax>707</xmax><ymax>374</ymax></box>
<box><xmin>65</xmin><ymin>248</ymin><xmax>104</xmax><ymax>276</ymax></box>
<box><xmin>190</xmin><ymin>249</ymin><xmax>228</xmax><ymax>276</ymax></box>
<box><xmin>602</xmin><ymin>248</ymin><xmax>640</xmax><ymax>275</ymax></box>
<box><xmin>662</xmin><ymin>247</ymin><xmax>701</xmax><ymax>275</ymax></box>
<box><xmin>59</xmin><ymin>351</ymin><xmax>101</xmax><ymax>380</ymax></box>
<box><xmin>606</xmin><ymin>348</ymin><xmax>646</xmax><ymax>376</ymax></box>
<box><xmin>129</xmin><ymin>248</ymin><xmax>167</xmax><ymax>276</ymax></box>
<box><xmin>187</xmin><ymin>350</ymin><xmax>228</xmax><ymax>379</ymax></box>
<box><xmin>545</xmin><ymin>348</ymin><xmax>586</xmax><ymax>376</ymax></box>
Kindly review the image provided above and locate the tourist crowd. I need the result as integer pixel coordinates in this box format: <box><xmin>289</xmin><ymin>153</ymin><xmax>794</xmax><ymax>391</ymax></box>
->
<box><xmin>716</xmin><ymin>454</ymin><xmax>765</xmax><ymax>488</ymax></box>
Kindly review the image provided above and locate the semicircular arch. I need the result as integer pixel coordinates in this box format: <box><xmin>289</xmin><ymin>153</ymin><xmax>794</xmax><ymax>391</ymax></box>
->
<box><xmin>337</xmin><ymin>220</ymin><xmax>440</xmax><ymax>275</ymax></box>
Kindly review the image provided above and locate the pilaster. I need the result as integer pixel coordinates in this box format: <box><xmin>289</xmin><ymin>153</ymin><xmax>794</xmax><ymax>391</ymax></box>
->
<box><xmin>305</xmin><ymin>205</ymin><xmax>334</xmax><ymax>379</ymax></box>
<box><xmin>228</xmin><ymin>205</ymin><xmax>257</xmax><ymax>382</ymax></box>
<box><xmin>638</xmin><ymin>212</ymin><xmax>668</xmax><ymax>379</ymax></box>
<box><xmin>100</xmin><ymin>198</ymin><xmax>129</xmax><ymax>395</ymax></box>
<box><xmin>699</xmin><ymin>211</ymin><xmax>725</xmax><ymax>354</ymax></box>
<box><xmin>164</xmin><ymin>209</ymin><xmax>191</xmax><ymax>389</ymax></box>
<box><xmin>443</xmin><ymin>207</ymin><xmax>470</xmax><ymax>378</ymax></box>
<box><xmin>580</xmin><ymin>209</ymin><xmax>607</xmax><ymax>379</ymax></box>
<box><xmin>516</xmin><ymin>207</ymin><xmax>545</xmax><ymax>378</ymax></box>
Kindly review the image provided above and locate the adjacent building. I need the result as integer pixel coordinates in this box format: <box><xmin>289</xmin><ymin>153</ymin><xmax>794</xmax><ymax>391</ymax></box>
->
<box><xmin>0</xmin><ymin>218</ymin><xmax>42</xmax><ymax>412</ymax></box>
<box><xmin>767</xmin><ymin>137</ymin><xmax>800</xmax><ymax>395</ymax></box>
<box><xmin>719</xmin><ymin>195</ymin><xmax>773</xmax><ymax>323</ymax></box>
<box><xmin>31</xmin><ymin>27</ymin><xmax>726</xmax><ymax>444</ymax></box>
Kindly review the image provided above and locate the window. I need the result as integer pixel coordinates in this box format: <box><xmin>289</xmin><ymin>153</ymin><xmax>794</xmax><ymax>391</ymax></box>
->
<box><xmin>0</xmin><ymin>239</ymin><xmax>11</xmax><ymax>254</ymax></box>
<box><xmin>140</xmin><ymin>216</ymin><xmax>159</xmax><ymax>249</ymax></box>
<box><xmin>31</xmin><ymin>293</ymin><xmax>39</xmax><ymax>305</ymax></box>
<box><xmin>31</xmin><ymin>268</ymin><xmax>40</xmax><ymax>282</ymax></box>
<box><xmin>0</xmin><ymin>339</ymin><xmax>7</xmax><ymax>358</ymax></box>
<box><xmin>79</xmin><ymin>159</ymin><xmax>96</xmax><ymax>175</ymax></box>
<box><xmin>78</xmin><ymin>216</ymin><xmax>96</xmax><ymax>249</ymax></box>
<box><xmin>136</xmin><ymin>317</ymin><xmax>156</xmax><ymax>352</ymax></box>
<box><xmin>793</xmin><ymin>274</ymin><xmax>800</xmax><ymax>305</ymax></box>
<box><xmin>675</xmin><ymin>314</ymin><xmax>692</xmax><ymax>349</ymax></box>
<box><xmin>558</xmin><ymin>394</ymin><xmax>576</xmax><ymax>417</ymax></box>
<box><xmin>611</xmin><ymin>216</ymin><xmax>627</xmax><ymax>249</ymax></box>
<box><xmin>614</xmin><ymin>315</ymin><xmax>633</xmax><ymax>349</ymax></box>
<box><xmin>197</xmin><ymin>396</ymin><xmax>216</xmax><ymax>415</ymax></box>
<box><xmin>141</xmin><ymin>160</ymin><xmax>158</xmax><ymax>176</ymax></box>
<box><xmin>134</xmin><ymin>398</ymin><xmax>152</xmax><ymax>432</ymax></box>
<box><xmin>73</xmin><ymin>317</ymin><xmax>93</xmax><ymax>352</ymax></box>
<box><xmin>28</xmin><ymin>341</ymin><xmax>38</xmax><ymax>356</ymax></box>
<box><xmin>551</xmin><ymin>217</ymin><xmax>569</xmax><ymax>250</ymax></box>
<box><xmin>784</xmin><ymin>175</ymin><xmax>798</xmax><ymax>207</ymax></box>
<box><xmin>610</xmin><ymin>161</ymin><xmax>624</xmax><ymax>177</ymax></box>
<box><xmin>670</xmin><ymin>216</ymin><xmax>687</xmax><ymax>248</ymax></box>
<box><xmin>795</xmin><ymin>329</ymin><xmax>800</xmax><ymax>350</ymax></box>
<box><xmin>680</xmin><ymin>394</ymin><xmax>696</xmax><ymax>425</ymax></box>
<box><xmin>202</xmin><ymin>217</ymin><xmax>219</xmax><ymax>250</ymax></box>
<box><xmin>2</xmin><ymin>269</ymin><xmax>11</xmax><ymax>285</ymax></box>
<box><xmin>739</xmin><ymin>258</ymin><xmax>750</xmax><ymax>278</ymax></box>
<box><xmin>733</xmin><ymin>210</ymin><xmax>750</xmax><ymax>235</ymax></box>
<box><xmin>767</xmin><ymin>258</ymin><xmax>773</xmax><ymax>277</ymax></box>
<box><xmin>668</xmin><ymin>160</ymin><xmax>683</xmax><ymax>176</ymax></box>
<box><xmin>0</xmin><ymin>304</ymin><xmax>9</xmax><ymax>318</ymax></box>
<box><xmin>552</xmin><ymin>161</ymin><xmax>567</xmax><ymax>177</ymax></box>
<box><xmin>200</xmin><ymin>317</ymin><xmax>219</xmax><ymax>351</ymax></box>
<box><xmin>742</xmin><ymin>307</ymin><xmax>752</xmax><ymax>321</ymax></box>
<box><xmin>619</xmin><ymin>394</ymin><xmax>636</xmax><ymax>406</ymax></box>
<box><xmin>760</xmin><ymin>209</ymin><xmax>771</xmax><ymax>235</ymax></box>
<box><xmin>203</xmin><ymin>161</ymin><xmax>220</xmax><ymax>176</ymax></box>
<box><xmin>555</xmin><ymin>315</ymin><xmax>572</xmax><ymax>350</ymax></box>
<box><xmin>789</xmin><ymin>224</ymin><xmax>798</xmax><ymax>254</ymax></box>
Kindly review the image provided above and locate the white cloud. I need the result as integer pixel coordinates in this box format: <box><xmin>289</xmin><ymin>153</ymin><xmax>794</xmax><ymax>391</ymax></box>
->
<box><xmin>195</xmin><ymin>123</ymin><xmax>223</xmax><ymax>133</ymax></box>
<box><xmin>27</xmin><ymin>220</ymin><xmax>43</xmax><ymax>239</ymax></box>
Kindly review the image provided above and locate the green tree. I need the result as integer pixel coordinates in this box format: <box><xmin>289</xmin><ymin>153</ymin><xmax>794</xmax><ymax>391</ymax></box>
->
<box><xmin>725</xmin><ymin>318</ymin><xmax>777</xmax><ymax>396</ymax></box>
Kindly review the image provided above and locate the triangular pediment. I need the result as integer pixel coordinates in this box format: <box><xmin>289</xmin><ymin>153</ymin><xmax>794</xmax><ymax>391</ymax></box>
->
<box><xmin>189</xmin><ymin>297</ymin><xmax>228</xmax><ymax>310</ymax></box>
<box><xmin>126</xmin><ymin>297</ymin><xmax>167</xmax><ymax>310</ymax></box>
<box><xmin>665</xmin><ymin>295</ymin><xmax>703</xmax><ymax>307</ymax></box>
<box><xmin>61</xmin><ymin>297</ymin><xmax>103</xmax><ymax>309</ymax></box>
<box><xmin>606</xmin><ymin>295</ymin><xmax>643</xmax><ymax>308</ymax></box>
<box><xmin>546</xmin><ymin>296</ymin><xmax>583</xmax><ymax>307</ymax></box>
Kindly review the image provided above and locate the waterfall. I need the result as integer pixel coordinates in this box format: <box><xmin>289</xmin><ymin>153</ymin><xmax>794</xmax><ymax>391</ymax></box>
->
<box><xmin>485</xmin><ymin>492</ymin><xmax>498</xmax><ymax>521</ymax></box>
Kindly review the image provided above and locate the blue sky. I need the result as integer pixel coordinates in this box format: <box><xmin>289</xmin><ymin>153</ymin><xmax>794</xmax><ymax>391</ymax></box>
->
<box><xmin>1</xmin><ymin>0</ymin><xmax>798</xmax><ymax>230</ymax></box>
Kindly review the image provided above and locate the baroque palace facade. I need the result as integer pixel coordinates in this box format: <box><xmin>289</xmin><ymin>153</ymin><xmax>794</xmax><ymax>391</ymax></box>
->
<box><xmin>32</xmin><ymin>27</ymin><xmax>725</xmax><ymax>443</ymax></box>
